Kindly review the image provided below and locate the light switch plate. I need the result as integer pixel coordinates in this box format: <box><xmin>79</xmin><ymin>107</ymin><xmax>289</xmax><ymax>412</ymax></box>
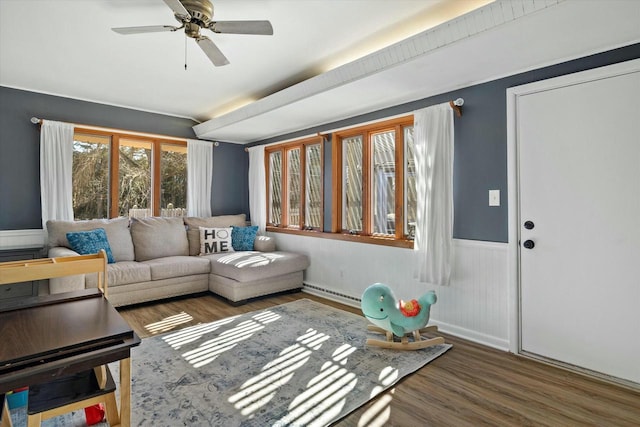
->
<box><xmin>489</xmin><ymin>189</ymin><xmax>500</xmax><ymax>206</ymax></box>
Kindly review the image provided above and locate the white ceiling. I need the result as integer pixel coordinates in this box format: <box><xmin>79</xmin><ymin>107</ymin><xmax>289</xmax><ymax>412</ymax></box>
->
<box><xmin>1</xmin><ymin>0</ymin><xmax>638</xmax><ymax>144</ymax></box>
<box><xmin>0</xmin><ymin>0</ymin><xmax>489</xmax><ymax>119</ymax></box>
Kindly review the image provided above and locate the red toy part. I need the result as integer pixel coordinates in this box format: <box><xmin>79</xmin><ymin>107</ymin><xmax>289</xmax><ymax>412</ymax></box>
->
<box><xmin>399</xmin><ymin>299</ymin><xmax>421</xmax><ymax>317</ymax></box>
<box><xmin>84</xmin><ymin>403</ymin><xmax>105</xmax><ymax>425</ymax></box>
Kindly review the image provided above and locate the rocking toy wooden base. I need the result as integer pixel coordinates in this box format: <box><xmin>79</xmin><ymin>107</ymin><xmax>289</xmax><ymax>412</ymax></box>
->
<box><xmin>366</xmin><ymin>324</ymin><xmax>445</xmax><ymax>350</ymax></box>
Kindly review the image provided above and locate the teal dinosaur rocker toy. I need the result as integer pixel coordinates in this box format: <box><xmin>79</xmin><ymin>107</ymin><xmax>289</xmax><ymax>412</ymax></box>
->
<box><xmin>361</xmin><ymin>283</ymin><xmax>445</xmax><ymax>350</ymax></box>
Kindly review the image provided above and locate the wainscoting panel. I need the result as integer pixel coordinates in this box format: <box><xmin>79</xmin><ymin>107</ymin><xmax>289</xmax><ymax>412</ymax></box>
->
<box><xmin>271</xmin><ymin>233</ymin><xmax>509</xmax><ymax>350</ymax></box>
<box><xmin>0</xmin><ymin>229</ymin><xmax>46</xmax><ymax>249</ymax></box>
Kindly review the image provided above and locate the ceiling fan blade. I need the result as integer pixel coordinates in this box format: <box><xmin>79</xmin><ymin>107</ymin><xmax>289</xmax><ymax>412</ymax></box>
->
<box><xmin>196</xmin><ymin>36</ymin><xmax>230</xmax><ymax>67</ymax></box>
<box><xmin>112</xmin><ymin>25</ymin><xmax>179</xmax><ymax>35</ymax></box>
<box><xmin>162</xmin><ymin>0</ymin><xmax>191</xmax><ymax>20</ymax></box>
<box><xmin>210</xmin><ymin>20</ymin><xmax>273</xmax><ymax>35</ymax></box>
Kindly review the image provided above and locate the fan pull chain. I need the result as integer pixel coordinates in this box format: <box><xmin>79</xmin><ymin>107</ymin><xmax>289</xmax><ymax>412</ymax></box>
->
<box><xmin>184</xmin><ymin>35</ymin><xmax>188</xmax><ymax>70</ymax></box>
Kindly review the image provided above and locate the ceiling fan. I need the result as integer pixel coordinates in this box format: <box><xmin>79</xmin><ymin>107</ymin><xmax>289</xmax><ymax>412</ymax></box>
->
<box><xmin>112</xmin><ymin>0</ymin><xmax>273</xmax><ymax>67</ymax></box>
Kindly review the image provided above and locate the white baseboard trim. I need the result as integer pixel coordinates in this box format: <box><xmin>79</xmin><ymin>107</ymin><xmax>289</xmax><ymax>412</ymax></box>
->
<box><xmin>0</xmin><ymin>229</ymin><xmax>46</xmax><ymax>249</ymax></box>
<box><xmin>303</xmin><ymin>282</ymin><xmax>510</xmax><ymax>352</ymax></box>
<box><xmin>429</xmin><ymin>318</ymin><xmax>510</xmax><ymax>351</ymax></box>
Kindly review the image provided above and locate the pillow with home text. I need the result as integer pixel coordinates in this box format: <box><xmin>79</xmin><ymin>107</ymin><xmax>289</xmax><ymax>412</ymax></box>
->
<box><xmin>199</xmin><ymin>227</ymin><xmax>235</xmax><ymax>255</ymax></box>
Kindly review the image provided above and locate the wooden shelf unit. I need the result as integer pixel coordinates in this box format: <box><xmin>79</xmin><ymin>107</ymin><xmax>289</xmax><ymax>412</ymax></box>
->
<box><xmin>0</xmin><ymin>250</ymin><xmax>108</xmax><ymax>297</ymax></box>
<box><xmin>0</xmin><ymin>250</ymin><xmax>120</xmax><ymax>427</ymax></box>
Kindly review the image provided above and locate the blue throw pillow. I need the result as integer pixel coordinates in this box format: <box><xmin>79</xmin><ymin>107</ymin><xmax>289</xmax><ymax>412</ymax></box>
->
<box><xmin>66</xmin><ymin>228</ymin><xmax>115</xmax><ymax>264</ymax></box>
<box><xmin>231</xmin><ymin>226</ymin><xmax>259</xmax><ymax>251</ymax></box>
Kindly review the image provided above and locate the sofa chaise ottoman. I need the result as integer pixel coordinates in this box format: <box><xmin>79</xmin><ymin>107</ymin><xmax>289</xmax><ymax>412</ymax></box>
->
<box><xmin>207</xmin><ymin>249</ymin><xmax>309</xmax><ymax>304</ymax></box>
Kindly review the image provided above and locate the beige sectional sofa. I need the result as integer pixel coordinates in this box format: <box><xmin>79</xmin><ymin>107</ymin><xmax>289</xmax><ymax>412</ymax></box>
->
<box><xmin>46</xmin><ymin>214</ymin><xmax>309</xmax><ymax>307</ymax></box>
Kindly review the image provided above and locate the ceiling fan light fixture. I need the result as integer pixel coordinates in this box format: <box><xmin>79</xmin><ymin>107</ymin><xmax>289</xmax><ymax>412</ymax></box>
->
<box><xmin>185</xmin><ymin>22</ymin><xmax>202</xmax><ymax>38</ymax></box>
<box><xmin>178</xmin><ymin>0</ymin><xmax>213</xmax><ymax>26</ymax></box>
<box><xmin>112</xmin><ymin>0</ymin><xmax>272</xmax><ymax>67</ymax></box>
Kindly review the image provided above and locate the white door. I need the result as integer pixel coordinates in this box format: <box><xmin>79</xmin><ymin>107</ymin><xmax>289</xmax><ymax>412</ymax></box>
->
<box><xmin>515</xmin><ymin>60</ymin><xmax>640</xmax><ymax>384</ymax></box>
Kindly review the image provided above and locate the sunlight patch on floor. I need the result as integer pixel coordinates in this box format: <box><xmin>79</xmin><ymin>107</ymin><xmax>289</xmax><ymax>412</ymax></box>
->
<box><xmin>162</xmin><ymin>315</ymin><xmax>241</xmax><ymax>349</ymax></box>
<box><xmin>357</xmin><ymin>388</ymin><xmax>395</xmax><ymax>427</ymax></box>
<box><xmin>283</xmin><ymin>367</ymin><xmax>357</xmax><ymax>425</ymax></box>
<box><xmin>178</xmin><ymin>310</ymin><xmax>281</xmax><ymax>368</ymax></box>
<box><xmin>356</xmin><ymin>366</ymin><xmax>398</xmax><ymax>426</ymax></box>
<box><xmin>278</xmin><ymin>343</ymin><xmax>359</xmax><ymax>426</ymax></box>
<box><xmin>144</xmin><ymin>311</ymin><xmax>193</xmax><ymax>334</ymax></box>
<box><xmin>228</xmin><ymin>328</ymin><xmax>331</xmax><ymax>418</ymax></box>
<box><xmin>378</xmin><ymin>366</ymin><xmax>399</xmax><ymax>386</ymax></box>
<box><xmin>230</xmin><ymin>348</ymin><xmax>311</xmax><ymax>416</ymax></box>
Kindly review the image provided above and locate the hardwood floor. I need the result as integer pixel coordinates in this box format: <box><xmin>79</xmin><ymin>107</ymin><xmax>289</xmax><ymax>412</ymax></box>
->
<box><xmin>117</xmin><ymin>292</ymin><xmax>640</xmax><ymax>426</ymax></box>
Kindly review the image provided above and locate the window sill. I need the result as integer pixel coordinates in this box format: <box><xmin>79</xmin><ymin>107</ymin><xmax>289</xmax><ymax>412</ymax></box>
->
<box><xmin>266</xmin><ymin>226</ymin><xmax>414</xmax><ymax>249</ymax></box>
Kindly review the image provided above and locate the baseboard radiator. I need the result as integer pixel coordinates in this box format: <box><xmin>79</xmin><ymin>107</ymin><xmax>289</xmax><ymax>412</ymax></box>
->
<box><xmin>302</xmin><ymin>283</ymin><xmax>361</xmax><ymax>307</ymax></box>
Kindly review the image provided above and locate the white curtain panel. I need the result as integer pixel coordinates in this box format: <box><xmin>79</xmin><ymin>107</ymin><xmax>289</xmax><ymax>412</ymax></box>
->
<box><xmin>248</xmin><ymin>145</ymin><xmax>267</xmax><ymax>233</ymax></box>
<box><xmin>413</xmin><ymin>103</ymin><xmax>455</xmax><ymax>286</ymax></box>
<box><xmin>40</xmin><ymin>120</ymin><xmax>74</xmax><ymax>229</ymax></box>
<box><xmin>187</xmin><ymin>139</ymin><xmax>213</xmax><ymax>217</ymax></box>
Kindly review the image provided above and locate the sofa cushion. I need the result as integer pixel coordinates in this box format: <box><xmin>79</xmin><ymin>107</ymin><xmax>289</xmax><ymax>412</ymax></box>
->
<box><xmin>130</xmin><ymin>217</ymin><xmax>189</xmax><ymax>261</ymax></box>
<box><xmin>253</xmin><ymin>235</ymin><xmax>276</xmax><ymax>252</ymax></box>
<box><xmin>85</xmin><ymin>261</ymin><xmax>151</xmax><ymax>288</ymax></box>
<box><xmin>66</xmin><ymin>228</ymin><xmax>115</xmax><ymax>263</ymax></box>
<box><xmin>184</xmin><ymin>214</ymin><xmax>247</xmax><ymax>256</ymax></box>
<box><xmin>204</xmin><ymin>251</ymin><xmax>310</xmax><ymax>283</ymax></box>
<box><xmin>200</xmin><ymin>227</ymin><xmax>234</xmax><ymax>255</ymax></box>
<box><xmin>47</xmin><ymin>217</ymin><xmax>135</xmax><ymax>262</ymax></box>
<box><xmin>142</xmin><ymin>256</ymin><xmax>211</xmax><ymax>280</ymax></box>
<box><xmin>231</xmin><ymin>226</ymin><xmax>259</xmax><ymax>251</ymax></box>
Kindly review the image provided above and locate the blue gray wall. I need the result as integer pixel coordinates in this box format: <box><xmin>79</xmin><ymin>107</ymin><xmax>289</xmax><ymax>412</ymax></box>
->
<box><xmin>211</xmin><ymin>141</ymin><xmax>249</xmax><ymax>216</ymax></box>
<box><xmin>0</xmin><ymin>87</ymin><xmax>249</xmax><ymax>230</ymax></box>
<box><xmin>251</xmin><ymin>43</ymin><xmax>640</xmax><ymax>243</ymax></box>
<box><xmin>2</xmin><ymin>43</ymin><xmax>637</xmax><ymax>235</ymax></box>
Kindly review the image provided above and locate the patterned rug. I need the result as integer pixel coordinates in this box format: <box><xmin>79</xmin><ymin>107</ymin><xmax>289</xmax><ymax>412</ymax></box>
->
<box><xmin>24</xmin><ymin>299</ymin><xmax>451</xmax><ymax>426</ymax></box>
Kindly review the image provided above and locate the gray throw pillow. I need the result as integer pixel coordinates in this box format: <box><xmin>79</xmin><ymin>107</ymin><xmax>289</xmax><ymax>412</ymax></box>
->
<box><xmin>130</xmin><ymin>217</ymin><xmax>189</xmax><ymax>261</ymax></box>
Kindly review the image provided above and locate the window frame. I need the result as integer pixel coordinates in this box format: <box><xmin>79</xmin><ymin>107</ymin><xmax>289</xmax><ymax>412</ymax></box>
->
<box><xmin>72</xmin><ymin>126</ymin><xmax>187</xmax><ymax>218</ymax></box>
<box><xmin>265</xmin><ymin>135</ymin><xmax>324</xmax><ymax>231</ymax></box>
<box><xmin>332</xmin><ymin>115</ymin><xmax>414</xmax><ymax>244</ymax></box>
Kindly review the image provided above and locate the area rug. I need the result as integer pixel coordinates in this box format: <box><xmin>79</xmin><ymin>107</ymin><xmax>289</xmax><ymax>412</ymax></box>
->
<box><xmin>36</xmin><ymin>298</ymin><xmax>451</xmax><ymax>427</ymax></box>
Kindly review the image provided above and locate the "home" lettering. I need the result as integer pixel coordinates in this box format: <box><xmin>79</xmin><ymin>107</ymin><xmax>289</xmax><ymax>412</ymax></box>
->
<box><xmin>203</xmin><ymin>228</ymin><xmax>230</xmax><ymax>253</ymax></box>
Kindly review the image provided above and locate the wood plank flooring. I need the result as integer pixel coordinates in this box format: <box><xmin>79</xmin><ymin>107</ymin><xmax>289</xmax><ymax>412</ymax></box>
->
<box><xmin>117</xmin><ymin>291</ymin><xmax>640</xmax><ymax>426</ymax></box>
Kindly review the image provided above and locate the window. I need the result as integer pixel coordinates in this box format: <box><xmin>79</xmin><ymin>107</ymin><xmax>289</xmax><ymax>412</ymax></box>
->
<box><xmin>72</xmin><ymin>133</ymin><xmax>110</xmax><ymax>220</ymax></box>
<box><xmin>263</xmin><ymin>116</ymin><xmax>414</xmax><ymax>248</ymax></box>
<box><xmin>118</xmin><ymin>138</ymin><xmax>152</xmax><ymax>217</ymax></box>
<box><xmin>333</xmin><ymin>116</ymin><xmax>415</xmax><ymax>241</ymax></box>
<box><xmin>342</xmin><ymin>135</ymin><xmax>363</xmax><ymax>232</ymax></box>
<box><xmin>305</xmin><ymin>143</ymin><xmax>323</xmax><ymax>229</ymax></box>
<box><xmin>268</xmin><ymin>150</ymin><xmax>283</xmax><ymax>225</ymax></box>
<box><xmin>72</xmin><ymin>128</ymin><xmax>187</xmax><ymax>220</ymax></box>
<box><xmin>160</xmin><ymin>144</ymin><xmax>187</xmax><ymax>216</ymax></box>
<box><xmin>266</xmin><ymin>136</ymin><xmax>324</xmax><ymax>230</ymax></box>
